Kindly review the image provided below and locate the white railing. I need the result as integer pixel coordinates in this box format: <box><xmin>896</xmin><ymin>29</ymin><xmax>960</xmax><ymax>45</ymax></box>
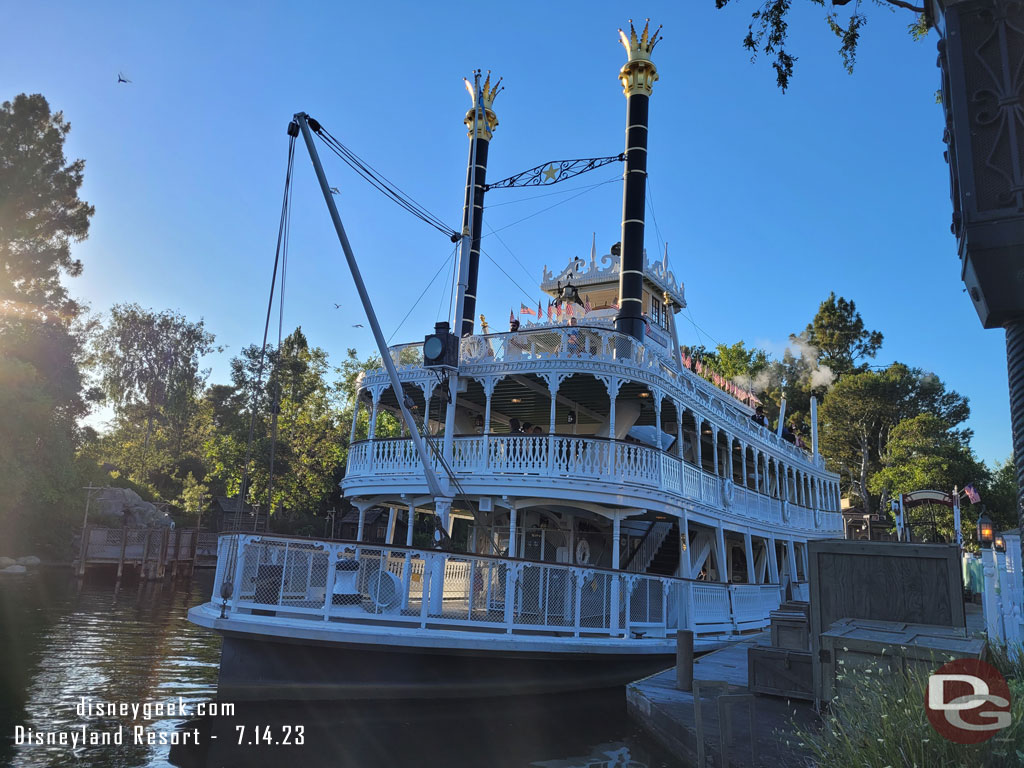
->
<box><xmin>382</xmin><ymin>326</ymin><xmax>818</xmax><ymax>467</ymax></box>
<box><xmin>212</xmin><ymin>534</ymin><xmax>800</xmax><ymax>640</ymax></box>
<box><xmin>348</xmin><ymin>435</ymin><xmax>844</xmax><ymax>535</ymax></box>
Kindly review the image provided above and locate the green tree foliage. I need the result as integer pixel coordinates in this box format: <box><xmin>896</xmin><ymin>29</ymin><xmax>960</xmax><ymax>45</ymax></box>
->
<box><xmin>803</xmin><ymin>291</ymin><xmax>883</xmax><ymax>377</ymax></box>
<box><xmin>869</xmin><ymin>413</ymin><xmax>986</xmax><ymax>542</ymax></box>
<box><xmin>0</xmin><ymin>94</ymin><xmax>95</xmax><ymax>552</ymax></box>
<box><xmin>820</xmin><ymin>363</ymin><xmax>970</xmax><ymax>513</ymax></box>
<box><xmin>91</xmin><ymin>304</ymin><xmax>217</xmax><ymax>482</ymax></box>
<box><xmin>980</xmin><ymin>457</ymin><xmax>1019</xmax><ymax>534</ymax></box>
<box><xmin>204</xmin><ymin>328</ymin><xmax>344</xmax><ymax>520</ymax></box>
<box><xmin>713</xmin><ymin>1</ymin><xmax>929</xmax><ymax>92</ymax></box>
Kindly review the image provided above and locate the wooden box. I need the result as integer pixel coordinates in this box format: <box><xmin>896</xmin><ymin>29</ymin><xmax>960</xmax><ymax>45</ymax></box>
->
<box><xmin>770</xmin><ymin>610</ymin><xmax>810</xmax><ymax>651</ymax></box>
<box><xmin>807</xmin><ymin>540</ymin><xmax>965</xmax><ymax>704</ymax></box>
<box><xmin>747</xmin><ymin>646</ymin><xmax>814</xmax><ymax>700</ymax></box>
<box><xmin>816</xmin><ymin>618</ymin><xmax>984</xmax><ymax>706</ymax></box>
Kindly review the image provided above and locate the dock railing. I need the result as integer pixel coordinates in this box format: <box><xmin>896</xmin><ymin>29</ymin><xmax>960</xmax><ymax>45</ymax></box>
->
<box><xmin>214</xmin><ymin>533</ymin><xmax>803</xmax><ymax>640</ymax></box>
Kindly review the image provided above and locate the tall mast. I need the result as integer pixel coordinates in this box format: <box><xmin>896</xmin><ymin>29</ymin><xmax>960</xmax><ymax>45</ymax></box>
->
<box><xmin>614</xmin><ymin>19</ymin><xmax>661</xmax><ymax>342</ymax></box>
<box><xmin>458</xmin><ymin>72</ymin><xmax>501</xmax><ymax>337</ymax></box>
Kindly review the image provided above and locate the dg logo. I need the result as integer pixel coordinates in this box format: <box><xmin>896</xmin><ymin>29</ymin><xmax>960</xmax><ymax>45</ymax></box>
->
<box><xmin>925</xmin><ymin>658</ymin><xmax>1012</xmax><ymax>744</ymax></box>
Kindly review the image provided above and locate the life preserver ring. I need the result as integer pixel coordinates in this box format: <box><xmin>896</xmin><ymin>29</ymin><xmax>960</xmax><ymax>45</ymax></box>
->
<box><xmin>575</xmin><ymin>538</ymin><xmax>591</xmax><ymax>565</ymax></box>
<box><xmin>721</xmin><ymin>478</ymin><xmax>735</xmax><ymax>508</ymax></box>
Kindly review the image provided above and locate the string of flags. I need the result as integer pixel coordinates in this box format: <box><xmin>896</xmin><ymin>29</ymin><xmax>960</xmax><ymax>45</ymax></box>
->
<box><xmin>680</xmin><ymin>352</ymin><xmax>762</xmax><ymax>407</ymax></box>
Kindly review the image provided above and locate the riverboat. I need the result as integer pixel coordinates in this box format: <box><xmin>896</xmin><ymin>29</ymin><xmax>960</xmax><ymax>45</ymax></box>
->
<box><xmin>188</xmin><ymin>20</ymin><xmax>844</xmax><ymax>700</ymax></box>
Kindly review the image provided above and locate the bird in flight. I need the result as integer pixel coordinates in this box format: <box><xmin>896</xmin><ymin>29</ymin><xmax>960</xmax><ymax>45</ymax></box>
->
<box><xmin>117</xmin><ymin>73</ymin><xmax>131</xmax><ymax>84</ymax></box>
<box><xmin>352</xmin><ymin>324</ymin><xmax>364</xmax><ymax>328</ymax></box>
<box><xmin>333</xmin><ymin>303</ymin><xmax>342</xmax><ymax>308</ymax></box>
<box><xmin>329</xmin><ymin>187</ymin><xmax>340</xmax><ymax>195</ymax></box>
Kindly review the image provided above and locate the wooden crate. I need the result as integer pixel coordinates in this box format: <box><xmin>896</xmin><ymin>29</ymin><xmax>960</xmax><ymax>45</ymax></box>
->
<box><xmin>816</xmin><ymin>618</ymin><xmax>984</xmax><ymax>705</ymax></box>
<box><xmin>770</xmin><ymin>610</ymin><xmax>810</xmax><ymax>651</ymax></box>
<box><xmin>747</xmin><ymin>646</ymin><xmax>814</xmax><ymax>700</ymax></box>
<box><xmin>807</xmin><ymin>540</ymin><xmax>965</xmax><ymax>704</ymax></box>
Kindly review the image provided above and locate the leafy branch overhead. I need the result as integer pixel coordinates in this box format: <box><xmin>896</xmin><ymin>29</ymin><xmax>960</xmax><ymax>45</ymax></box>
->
<box><xmin>715</xmin><ymin>0</ymin><xmax>929</xmax><ymax>91</ymax></box>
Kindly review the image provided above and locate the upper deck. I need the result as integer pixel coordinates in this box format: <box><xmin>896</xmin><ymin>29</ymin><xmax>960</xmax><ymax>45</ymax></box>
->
<box><xmin>346</xmin><ymin>325</ymin><xmax>842</xmax><ymax>536</ymax></box>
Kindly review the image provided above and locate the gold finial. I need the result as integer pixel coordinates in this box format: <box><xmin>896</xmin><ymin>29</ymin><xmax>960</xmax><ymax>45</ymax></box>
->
<box><xmin>464</xmin><ymin>69</ymin><xmax>502</xmax><ymax>140</ymax></box>
<box><xmin>619</xmin><ymin>18</ymin><xmax>662</xmax><ymax>63</ymax></box>
<box><xmin>618</xmin><ymin>19</ymin><xmax>661</xmax><ymax>97</ymax></box>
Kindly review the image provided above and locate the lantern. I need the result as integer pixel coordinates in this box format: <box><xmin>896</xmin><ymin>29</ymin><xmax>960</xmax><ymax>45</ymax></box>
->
<box><xmin>977</xmin><ymin>510</ymin><xmax>994</xmax><ymax>548</ymax></box>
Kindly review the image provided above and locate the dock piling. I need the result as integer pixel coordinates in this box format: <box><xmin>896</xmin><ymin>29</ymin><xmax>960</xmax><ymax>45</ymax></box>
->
<box><xmin>676</xmin><ymin>629</ymin><xmax>694</xmax><ymax>691</ymax></box>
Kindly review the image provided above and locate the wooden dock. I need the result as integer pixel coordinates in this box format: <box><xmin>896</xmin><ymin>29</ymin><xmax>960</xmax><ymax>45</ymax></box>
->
<box><xmin>75</xmin><ymin>526</ymin><xmax>219</xmax><ymax>579</ymax></box>
<box><xmin>626</xmin><ymin>603</ymin><xmax>987</xmax><ymax>767</ymax></box>
<box><xmin>626</xmin><ymin>633</ymin><xmax>817</xmax><ymax>768</ymax></box>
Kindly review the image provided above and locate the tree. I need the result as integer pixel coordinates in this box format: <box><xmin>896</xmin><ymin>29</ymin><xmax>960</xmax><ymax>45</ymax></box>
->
<box><xmin>868</xmin><ymin>412</ymin><xmax>986</xmax><ymax>542</ymax></box>
<box><xmin>980</xmin><ymin>457</ymin><xmax>1019</xmax><ymax>534</ymax></box>
<box><xmin>803</xmin><ymin>292</ymin><xmax>883</xmax><ymax>377</ymax></box>
<box><xmin>713</xmin><ymin>1</ymin><xmax>928</xmax><ymax>92</ymax></box>
<box><xmin>820</xmin><ymin>363</ymin><xmax>970</xmax><ymax>513</ymax></box>
<box><xmin>0</xmin><ymin>94</ymin><xmax>95</xmax><ymax>552</ymax></box>
<box><xmin>0</xmin><ymin>94</ymin><xmax>93</xmax><ymax>318</ymax></box>
<box><xmin>92</xmin><ymin>304</ymin><xmax>217</xmax><ymax>481</ymax></box>
<box><xmin>204</xmin><ymin>328</ymin><xmax>344</xmax><ymax>519</ymax></box>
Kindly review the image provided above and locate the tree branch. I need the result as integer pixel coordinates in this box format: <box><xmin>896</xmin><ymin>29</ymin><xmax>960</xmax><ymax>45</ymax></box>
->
<box><xmin>833</xmin><ymin>0</ymin><xmax>924</xmax><ymax>11</ymax></box>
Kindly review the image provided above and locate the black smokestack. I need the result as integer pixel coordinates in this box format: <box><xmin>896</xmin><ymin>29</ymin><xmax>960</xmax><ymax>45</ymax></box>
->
<box><xmin>460</xmin><ymin>72</ymin><xmax>501</xmax><ymax>337</ymax></box>
<box><xmin>614</xmin><ymin>20</ymin><xmax>660</xmax><ymax>342</ymax></box>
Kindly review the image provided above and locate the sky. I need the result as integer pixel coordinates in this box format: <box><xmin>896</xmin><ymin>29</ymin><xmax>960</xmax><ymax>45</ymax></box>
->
<box><xmin>2</xmin><ymin>1</ymin><xmax>1013</xmax><ymax>468</ymax></box>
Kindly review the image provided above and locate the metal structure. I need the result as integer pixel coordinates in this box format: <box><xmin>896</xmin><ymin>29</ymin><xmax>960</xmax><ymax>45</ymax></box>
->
<box><xmin>485</xmin><ymin>155</ymin><xmax>624</xmax><ymax>191</ymax></box>
<box><xmin>931</xmin><ymin>0</ymin><xmax>1024</xmax><ymax>558</ymax></box>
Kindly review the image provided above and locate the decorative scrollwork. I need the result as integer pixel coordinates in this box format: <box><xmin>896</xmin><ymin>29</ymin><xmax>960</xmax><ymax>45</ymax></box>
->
<box><xmin>485</xmin><ymin>154</ymin><xmax>625</xmax><ymax>191</ymax></box>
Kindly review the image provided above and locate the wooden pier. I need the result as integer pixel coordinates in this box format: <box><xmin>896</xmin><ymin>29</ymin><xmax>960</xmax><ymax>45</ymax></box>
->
<box><xmin>626</xmin><ymin>633</ymin><xmax>817</xmax><ymax>768</ymax></box>
<box><xmin>626</xmin><ymin>603</ymin><xmax>987</xmax><ymax>767</ymax></box>
<box><xmin>75</xmin><ymin>526</ymin><xmax>219</xmax><ymax>579</ymax></box>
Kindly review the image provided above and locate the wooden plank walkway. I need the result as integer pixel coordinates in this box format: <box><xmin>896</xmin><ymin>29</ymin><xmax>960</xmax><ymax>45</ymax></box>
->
<box><xmin>627</xmin><ymin>633</ymin><xmax>815</xmax><ymax>767</ymax></box>
<box><xmin>627</xmin><ymin>603</ymin><xmax>986</xmax><ymax>767</ymax></box>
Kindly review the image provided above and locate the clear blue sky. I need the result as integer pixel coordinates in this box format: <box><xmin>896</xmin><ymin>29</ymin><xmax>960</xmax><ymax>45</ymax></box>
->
<box><xmin>2</xmin><ymin>1</ymin><xmax>1012</xmax><ymax>469</ymax></box>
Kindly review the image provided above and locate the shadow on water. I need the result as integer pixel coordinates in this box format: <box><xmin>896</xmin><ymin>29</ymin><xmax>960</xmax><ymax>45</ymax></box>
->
<box><xmin>1</xmin><ymin>569</ymin><xmax>679</xmax><ymax>768</ymax></box>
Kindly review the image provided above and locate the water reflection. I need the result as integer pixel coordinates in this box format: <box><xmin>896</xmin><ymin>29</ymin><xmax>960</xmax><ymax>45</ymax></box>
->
<box><xmin>1</xmin><ymin>571</ymin><xmax>676</xmax><ymax>768</ymax></box>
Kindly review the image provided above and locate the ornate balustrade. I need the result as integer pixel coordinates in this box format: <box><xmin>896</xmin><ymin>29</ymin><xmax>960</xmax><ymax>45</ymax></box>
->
<box><xmin>380</xmin><ymin>327</ymin><xmax>818</xmax><ymax>468</ymax></box>
<box><xmin>347</xmin><ymin>434</ymin><xmax>841</xmax><ymax>533</ymax></box>
<box><xmin>212</xmin><ymin>534</ymin><xmax>804</xmax><ymax>640</ymax></box>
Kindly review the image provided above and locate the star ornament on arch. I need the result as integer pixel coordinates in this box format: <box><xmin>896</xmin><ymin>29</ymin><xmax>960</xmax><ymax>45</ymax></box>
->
<box><xmin>542</xmin><ymin>164</ymin><xmax>557</xmax><ymax>182</ymax></box>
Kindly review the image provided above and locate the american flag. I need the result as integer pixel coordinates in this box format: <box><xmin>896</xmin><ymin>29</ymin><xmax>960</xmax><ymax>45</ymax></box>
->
<box><xmin>584</xmin><ymin>296</ymin><xmax>592</xmax><ymax>313</ymax></box>
<box><xmin>520</xmin><ymin>302</ymin><xmax>536</xmax><ymax>317</ymax></box>
<box><xmin>964</xmin><ymin>483</ymin><xmax>981</xmax><ymax>504</ymax></box>
<box><xmin>509</xmin><ymin>308</ymin><xmax>515</xmax><ymax>325</ymax></box>
<box><xmin>547</xmin><ymin>301</ymin><xmax>554</xmax><ymax>322</ymax></box>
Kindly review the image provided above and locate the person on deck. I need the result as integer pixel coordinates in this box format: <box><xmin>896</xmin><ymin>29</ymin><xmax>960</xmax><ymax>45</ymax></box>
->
<box><xmin>509</xmin><ymin>418</ymin><xmax>523</xmax><ymax>434</ymax></box>
<box><xmin>751</xmin><ymin>405</ymin><xmax>767</xmax><ymax>428</ymax></box>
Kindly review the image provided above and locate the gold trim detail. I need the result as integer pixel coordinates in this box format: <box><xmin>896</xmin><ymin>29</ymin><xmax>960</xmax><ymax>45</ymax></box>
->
<box><xmin>618</xmin><ymin>19</ymin><xmax>661</xmax><ymax>97</ymax></box>
<box><xmin>464</xmin><ymin>70</ymin><xmax>502</xmax><ymax>140</ymax></box>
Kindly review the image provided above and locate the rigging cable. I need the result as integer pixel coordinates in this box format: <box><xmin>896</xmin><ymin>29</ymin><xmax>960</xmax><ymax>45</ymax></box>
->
<box><xmin>222</xmin><ymin>131</ymin><xmax>297</xmax><ymax>603</ymax></box>
<box><xmin>645</xmin><ymin>175</ymin><xmax>719</xmax><ymax>351</ymax></box>
<box><xmin>483</xmin><ymin>175</ymin><xmax>620</xmax><ymax>236</ymax></box>
<box><xmin>480</xmin><ymin>247</ymin><xmax>536</xmax><ymax>305</ymax></box>
<box><xmin>388</xmin><ymin>243</ymin><xmax>458</xmax><ymax>344</ymax></box>
<box><xmin>265</xmin><ymin>139</ymin><xmax>296</xmax><ymax>524</ymax></box>
<box><xmin>311</xmin><ymin>124</ymin><xmax>458</xmax><ymax>240</ymax></box>
<box><xmin>484</xmin><ymin>223</ymin><xmax>539</xmax><ymax>289</ymax></box>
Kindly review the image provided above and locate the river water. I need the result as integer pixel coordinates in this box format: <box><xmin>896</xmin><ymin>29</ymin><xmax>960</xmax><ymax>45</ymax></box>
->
<box><xmin>0</xmin><ymin>569</ymin><xmax>677</xmax><ymax>768</ymax></box>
